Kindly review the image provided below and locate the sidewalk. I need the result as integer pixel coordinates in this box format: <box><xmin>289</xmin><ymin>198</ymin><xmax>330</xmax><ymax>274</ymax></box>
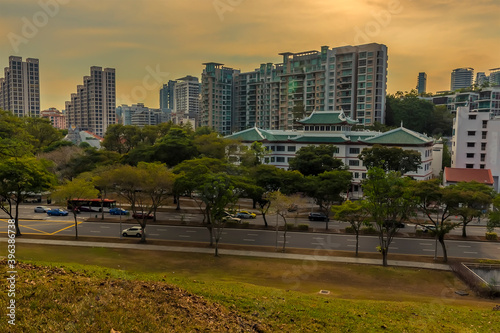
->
<box><xmin>0</xmin><ymin>237</ymin><xmax>451</xmax><ymax>271</ymax></box>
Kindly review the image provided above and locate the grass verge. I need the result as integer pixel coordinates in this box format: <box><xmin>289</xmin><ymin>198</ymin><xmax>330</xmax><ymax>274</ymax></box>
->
<box><xmin>1</xmin><ymin>243</ymin><xmax>499</xmax><ymax>332</ymax></box>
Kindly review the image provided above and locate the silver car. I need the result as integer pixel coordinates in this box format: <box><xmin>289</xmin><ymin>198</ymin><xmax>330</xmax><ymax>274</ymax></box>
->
<box><xmin>122</xmin><ymin>226</ymin><xmax>143</xmax><ymax>237</ymax></box>
<box><xmin>34</xmin><ymin>206</ymin><xmax>50</xmax><ymax>213</ymax></box>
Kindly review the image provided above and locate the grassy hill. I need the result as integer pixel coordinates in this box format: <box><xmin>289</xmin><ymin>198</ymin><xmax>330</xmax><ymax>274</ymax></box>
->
<box><xmin>2</xmin><ymin>244</ymin><xmax>500</xmax><ymax>332</ymax></box>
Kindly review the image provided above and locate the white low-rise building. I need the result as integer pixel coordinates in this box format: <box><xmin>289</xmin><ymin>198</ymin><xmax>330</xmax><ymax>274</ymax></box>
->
<box><xmin>227</xmin><ymin>111</ymin><xmax>440</xmax><ymax>199</ymax></box>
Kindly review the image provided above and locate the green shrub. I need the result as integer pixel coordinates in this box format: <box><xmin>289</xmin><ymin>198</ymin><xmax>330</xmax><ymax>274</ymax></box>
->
<box><xmin>415</xmin><ymin>230</ymin><xmax>424</xmax><ymax>236</ymax></box>
<box><xmin>297</xmin><ymin>224</ymin><xmax>309</xmax><ymax>231</ymax></box>
<box><xmin>225</xmin><ymin>221</ymin><xmax>238</xmax><ymax>228</ymax></box>
<box><xmin>485</xmin><ymin>232</ymin><xmax>498</xmax><ymax>240</ymax></box>
<box><xmin>286</xmin><ymin>223</ymin><xmax>295</xmax><ymax>230</ymax></box>
<box><xmin>344</xmin><ymin>226</ymin><xmax>355</xmax><ymax>233</ymax></box>
<box><xmin>361</xmin><ymin>226</ymin><xmax>377</xmax><ymax>234</ymax></box>
<box><xmin>241</xmin><ymin>222</ymin><xmax>250</xmax><ymax>229</ymax></box>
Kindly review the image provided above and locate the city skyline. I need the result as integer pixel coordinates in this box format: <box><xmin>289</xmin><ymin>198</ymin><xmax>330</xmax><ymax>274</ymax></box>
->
<box><xmin>1</xmin><ymin>0</ymin><xmax>498</xmax><ymax>111</ymax></box>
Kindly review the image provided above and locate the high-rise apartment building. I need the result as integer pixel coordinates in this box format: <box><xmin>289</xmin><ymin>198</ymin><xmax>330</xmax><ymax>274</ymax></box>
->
<box><xmin>489</xmin><ymin>68</ymin><xmax>500</xmax><ymax>86</ymax></box>
<box><xmin>65</xmin><ymin>66</ymin><xmax>116</xmax><ymax>137</ymax></box>
<box><xmin>451</xmin><ymin>68</ymin><xmax>474</xmax><ymax>91</ymax></box>
<box><xmin>201</xmin><ymin>63</ymin><xmax>240</xmax><ymax>135</ymax></box>
<box><xmin>116</xmin><ymin>103</ymin><xmax>168</xmax><ymax>126</ymax></box>
<box><xmin>201</xmin><ymin>43</ymin><xmax>388</xmax><ymax>134</ymax></box>
<box><xmin>173</xmin><ymin>75</ymin><xmax>200</xmax><ymax>125</ymax></box>
<box><xmin>417</xmin><ymin>72</ymin><xmax>427</xmax><ymax>94</ymax></box>
<box><xmin>0</xmin><ymin>56</ymin><xmax>40</xmax><ymax>117</ymax></box>
<box><xmin>160</xmin><ymin>80</ymin><xmax>176</xmax><ymax>111</ymax></box>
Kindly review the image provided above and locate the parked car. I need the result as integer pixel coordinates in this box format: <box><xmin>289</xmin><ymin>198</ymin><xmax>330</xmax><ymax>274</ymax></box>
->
<box><xmin>308</xmin><ymin>212</ymin><xmax>329</xmax><ymax>221</ymax></box>
<box><xmin>34</xmin><ymin>206</ymin><xmax>50</xmax><ymax>213</ymax></box>
<box><xmin>417</xmin><ymin>224</ymin><xmax>436</xmax><ymax>233</ymax></box>
<box><xmin>236</xmin><ymin>211</ymin><xmax>256</xmax><ymax>219</ymax></box>
<box><xmin>132</xmin><ymin>212</ymin><xmax>154</xmax><ymax>219</ymax></box>
<box><xmin>122</xmin><ymin>226</ymin><xmax>143</xmax><ymax>237</ymax></box>
<box><xmin>109</xmin><ymin>208</ymin><xmax>129</xmax><ymax>215</ymax></box>
<box><xmin>383</xmin><ymin>220</ymin><xmax>405</xmax><ymax>228</ymax></box>
<box><xmin>222</xmin><ymin>211</ymin><xmax>241</xmax><ymax>223</ymax></box>
<box><xmin>46</xmin><ymin>208</ymin><xmax>69</xmax><ymax>216</ymax></box>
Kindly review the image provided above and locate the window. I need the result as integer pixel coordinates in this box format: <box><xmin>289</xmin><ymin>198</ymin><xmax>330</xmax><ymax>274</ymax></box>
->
<box><xmin>468</xmin><ymin>114</ymin><xmax>477</xmax><ymax>120</ymax></box>
<box><xmin>348</xmin><ymin>160</ymin><xmax>360</xmax><ymax>166</ymax></box>
<box><xmin>467</xmin><ymin>131</ymin><xmax>476</xmax><ymax>136</ymax></box>
<box><xmin>480</xmin><ymin>153</ymin><xmax>486</xmax><ymax>162</ymax></box>
<box><xmin>481</xmin><ymin>142</ymin><xmax>487</xmax><ymax>150</ymax></box>
<box><xmin>466</xmin><ymin>153</ymin><xmax>474</xmax><ymax>158</ymax></box>
<box><xmin>480</xmin><ymin>164</ymin><xmax>485</xmax><ymax>169</ymax></box>
<box><xmin>482</xmin><ymin>120</ymin><xmax>488</xmax><ymax>129</ymax></box>
<box><xmin>482</xmin><ymin>131</ymin><xmax>487</xmax><ymax>139</ymax></box>
<box><xmin>276</xmin><ymin>146</ymin><xmax>285</xmax><ymax>152</ymax></box>
<box><xmin>276</xmin><ymin>157</ymin><xmax>285</xmax><ymax>163</ymax></box>
<box><xmin>467</xmin><ymin>142</ymin><xmax>475</xmax><ymax>148</ymax></box>
<box><xmin>466</xmin><ymin>164</ymin><xmax>474</xmax><ymax>169</ymax></box>
<box><xmin>362</xmin><ymin>173</ymin><xmax>367</xmax><ymax>179</ymax></box>
<box><xmin>287</xmin><ymin>146</ymin><xmax>296</xmax><ymax>152</ymax></box>
<box><xmin>349</xmin><ymin>148</ymin><xmax>360</xmax><ymax>154</ymax></box>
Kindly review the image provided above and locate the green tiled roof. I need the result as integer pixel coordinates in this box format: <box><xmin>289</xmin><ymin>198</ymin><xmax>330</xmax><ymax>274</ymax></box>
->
<box><xmin>362</xmin><ymin>127</ymin><xmax>432</xmax><ymax>145</ymax></box>
<box><xmin>298</xmin><ymin>111</ymin><xmax>358</xmax><ymax>125</ymax></box>
<box><xmin>291</xmin><ymin>136</ymin><xmax>348</xmax><ymax>143</ymax></box>
<box><xmin>226</xmin><ymin>128</ymin><xmax>265</xmax><ymax>141</ymax></box>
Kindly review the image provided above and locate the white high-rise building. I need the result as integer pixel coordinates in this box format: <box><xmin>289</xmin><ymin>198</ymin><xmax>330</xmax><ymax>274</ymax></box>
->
<box><xmin>65</xmin><ymin>67</ymin><xmax>116</xmax><ymax>137</ymax></box>
<box><xmin>173</xmin><ymin>75</ymin><xmax>200</xmax><ymax>125</ymax></box>
<box><xmin>451</xmin><ymin>107</ymin><xmax>500</xmax><ymax>192</ymax></box>
<box><xmin>0</xmin><ymin>56</ymin><xmax>40</xmax><ymax>117</ymax></box>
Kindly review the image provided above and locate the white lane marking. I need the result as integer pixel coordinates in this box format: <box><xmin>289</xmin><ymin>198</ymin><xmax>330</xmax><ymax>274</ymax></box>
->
<box><xmin>243</xmin><ymin>239</ymin><xmax>255</xmax><ymax>242</ymax></box>
<box><xmin>247</xmin><ymin>234</ymin><xmax>259</xmax><ymax>236</ymax></box>
<box><xmin>346</xmin><ymin>239</ymin><xmax>356</xmax><ymax>242</ymax></box>
<box><xmin>392</xmin><ymin>247</ymin><xmax>399</xmax><ymax>250</ymax></box>
<box><xmin>464</xmin><ymin>251</ymin><xmax>478</xmax><ymax>254</ymax></box>
<box><xmin>100</xmin><ymin>226</ymin><xmax>110</xmax><ymax>229</ymax></box>
<box><xmin>157</xmin><ymin>229</ymin><xmax>167</xmax><ymax>231</ymax></box>
<box><xmin>90</xmin><ymin>230</ymin><xmax>100</xmax><ymax>233</ymax></box>
<box><xmin>458</xmin><ymin>245</ymin><xmax>471</xmax><ymax>248</ymax></box>
<box><xmin>179</xmin><ymin>235</ymin><xmax>190</xmax><ymax>238</ymax></box>
<box><xmin>312</xmin><ymin>242</ymin><xmax>324</xmax><ymax>245</ymax></box>
<box><xmin>186</xmin><ymin>230</ymin><xmax>197</xmax><ymax>233</ymax></box>
<box><xmin>313</xmin><ymin>237</ymin><xmax>325</xmax><ymax>240</ymax></box>
<box><xmin>347</xmin><ymin>245</ymin><xmax>356</xmax><ymax>247</ymax></box>
<box><xmin>420</xmin><ymin>243</ymin><xmax>433</xmax><ymax>246</ymax></box>
<box><xmin>422</xmin><ymin>249</ymin><xmax>435</xmax><ymax>252</ymax></box>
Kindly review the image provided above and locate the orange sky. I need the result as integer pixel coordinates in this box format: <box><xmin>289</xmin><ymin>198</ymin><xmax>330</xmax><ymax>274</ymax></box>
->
<box><xmin>1</xmin><ymin>0</ymin><xmax>499</xmax><ymax>110</ymax></box>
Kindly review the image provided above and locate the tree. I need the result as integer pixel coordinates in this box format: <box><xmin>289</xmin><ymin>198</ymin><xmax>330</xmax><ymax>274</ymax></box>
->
<box><xmin>105</xmin><ymin>163</ymin><xmax>175</xmax><ymax>243</ymax></box>
<box><xmin>385</xmin><ymin>91</ymin><xmax>434</xmax><ymax>134</ymax></box>
<box><xmin>0</xmin><ymin>157</ymin><xmax>56</xmax><ymax>236</ymax></box>
<box><xmin>193</xmin><ymin>132</ymin><xmax>235</xmax><ymax>160</ymax></box>
<box><xmin>358</xmin><ymin>144</ymin><xmax>421</xmax><ymax>174</ymax></box>
<box><xmin>196</xmin><ymin>173</ymin><xmax>240</xmax><ymax>256</ymax></box>
<box><xmin>102</xmin><ymin>124</ymin><xmax>143</xmax><ymax>154</ymax></box>
<box><xmin>0</xmin><ymin>109</ymin><xmax>35</xmax><ymax>157</ymax></box>
<box><xmin>239</xmin><ymin>141</ymin><xmax>269</xmax><ymax>167</ymax></box>
<box><xmin>265</xmin><ymin>191</ymin><xmax>295</xmax><ymax>253</ymax></box>
<box><xmin>288</xmin><ymin>145</ymin><xmax>343</xmax><ymax>176</ymax></box>
<box><xmin>51</xmin><ymin>177</ymin><xmax>99</xmax><ymax>239</ymax></box>
<box><xmin>305</xmin><ymin>170</ymin><xmax>352</xmax><ymax>229</ymax></box>
<box><xmin>332</xmin><ymin>200</ymin><xmax>369</xmax><ymax>256</ymax></box>
<box><xmin>22</xmin><ymin>117</ymin><xmax>63</xmax><ymax>151</ymax></box>
<box><xmin>450</xmin><ymin>182</ymin><xmax>494</xmax><ymax>237</ymax></box>
<box><xmin>152</xmin><ymin>127</ymin><xmax>197</xmax><ymax>167</ymax></box>
<box><xmin>413</xmin><ymin>179</ymin><xmax>461</xmax><ymax>262</ymax></box>
<box><xmin>362</xmin><ymin>168</ymin><xmax>417</xmax><ymax>266</ymax></box>
<box><xmin>487</xmin><ymin>195</ymin><xmax>500</xmax><ymax>233</ymax></box>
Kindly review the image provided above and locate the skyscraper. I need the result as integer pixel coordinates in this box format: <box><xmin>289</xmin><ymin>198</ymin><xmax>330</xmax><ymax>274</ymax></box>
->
<box><xmin>173</xmin><ymin>75</ymin><xmax>200</xmax><ymax>125</ymax></box>
<box><xmin>450</xmin><ymin>68</ymin><xmax>474</xmax><ymax>91</ymax></box>
<box><xmin>417</xmin><ymin>72</ymin><xmax>427</xmax><ymax>94</ymax></box>
<box><xmin>65</xmin><ymin>66</ymin><xmax>116</xmax><ymax>137</ymax></box>
<box><xmin>159</xmin><ymin>80</ymin><xmax>176</xmax><ymax>111</ymax></box>
<box><xmin>201</xmin><ymin>63</ymin><xmax>240</xmax><ymax>135</ymax></box>
<box><xmin>0</xmin><ymin>56</ymin><xmax>40</xmax><ymax>117</ymax></box>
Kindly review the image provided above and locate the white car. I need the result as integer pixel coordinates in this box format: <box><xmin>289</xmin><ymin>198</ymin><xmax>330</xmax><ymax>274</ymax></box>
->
<box><xmin>122</xmin><ymin>226</ymin><xmax>143</xmax><ymax>237</ymax></box>
<box><xmin>34</xmin><ymin>206</ymin><xmax>50</xmax><ymax>213</ymax></box>
<box><xmin>417</xmin><ymin>224</ymin><xmax>436</xmax><ymax>233</ymax></box>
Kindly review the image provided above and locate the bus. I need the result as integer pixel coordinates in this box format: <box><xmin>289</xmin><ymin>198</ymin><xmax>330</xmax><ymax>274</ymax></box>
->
<box><xmin>67</xmin><ymin>199</ymin><xmax>117</xmax><ymax>213</ymax></box>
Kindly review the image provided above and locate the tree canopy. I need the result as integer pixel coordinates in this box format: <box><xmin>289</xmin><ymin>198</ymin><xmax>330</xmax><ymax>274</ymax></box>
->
<box><xmin>288</xmin><ymin>145</ymin><xmax>344</xmax><ymax>176</ymax></box>
<box><xmin>358</xmin><ymin>144</ymin><xmax>421</xmax><ymax>174</ymax></box>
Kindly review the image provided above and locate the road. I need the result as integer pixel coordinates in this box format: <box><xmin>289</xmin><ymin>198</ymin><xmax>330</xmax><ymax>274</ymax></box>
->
<box><xmin>1</xmin><ymin>212</ymin><xmax>499</xmax><ymax>260</ymax></box>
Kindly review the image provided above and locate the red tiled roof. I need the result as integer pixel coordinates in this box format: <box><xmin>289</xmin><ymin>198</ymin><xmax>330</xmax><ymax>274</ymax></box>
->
<box><xmin>444</xmin><ymin>167</ymin><xmax>494</xmax><ymax>185</ymax></box>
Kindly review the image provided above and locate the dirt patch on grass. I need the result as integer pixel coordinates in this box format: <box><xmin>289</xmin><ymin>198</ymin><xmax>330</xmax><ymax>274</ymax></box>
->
<box><xmin>4</xmin><ymin>259</ymin><xmax>268</xmax><ymax>332</ymax></box>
